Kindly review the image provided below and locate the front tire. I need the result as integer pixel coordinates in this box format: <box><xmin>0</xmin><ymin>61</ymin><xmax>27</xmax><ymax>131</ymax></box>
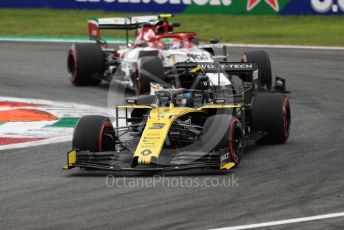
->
<box><xmin>202</xmin><ymin>115</ymin><xmax>244</xmax><ymax>165</ymax></box>
<box><xmin>67</xmin><ymin>43</ymin><xmax>105</xmax><ymax>86</ymax></box>
<box><xmin>73</xmin><ymin>115</ymin><xmax>116</xmax><ymax>152</ymax></box>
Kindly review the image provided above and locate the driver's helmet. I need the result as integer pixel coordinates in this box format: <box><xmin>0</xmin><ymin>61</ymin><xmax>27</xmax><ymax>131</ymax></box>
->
<box><xmin>174</xmin><ymin>92</ymin><xmax>193</xmax><ymax>107</ymax></box>
<box><xmin>162</xmin><ymin>38</ymin><xmax>183</xmax><ymax>49</ymax></box>
<box><xmin>155</xmin><ymin>20</ymin><xmax>165</xmax><ymax>34</ymax></box>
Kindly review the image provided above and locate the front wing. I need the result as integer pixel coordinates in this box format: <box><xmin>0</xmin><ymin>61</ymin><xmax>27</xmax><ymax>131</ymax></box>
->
<box><xmin>64</xmin><ymin>150</ymin><xmax>236</xmax><ymax>172</ymax></box>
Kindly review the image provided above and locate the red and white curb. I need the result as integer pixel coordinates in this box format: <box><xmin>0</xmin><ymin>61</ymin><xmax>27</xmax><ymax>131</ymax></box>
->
<box><xmin>0</xmin><ymin>97</ymin><xmax>114</xmax><ymax>150</ymax></box>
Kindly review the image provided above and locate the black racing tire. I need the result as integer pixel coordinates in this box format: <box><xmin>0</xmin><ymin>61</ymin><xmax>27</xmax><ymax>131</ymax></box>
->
<box><xmin>202</xmin><ymin>115</ymin><xmax>244</xmax><ymax>165</ymax></box>
<box><xmin>241</xmin><ymin>50</ymin><xmax>272</xmax><ymax>90</ymax></box>
<box><xmin>67</xmin><ymin>43</ymin><xmax>105</xmax><ymax>86</ymax></box>
<box><xmin>72</xmin><ymin>115</ymin><xmax>116</xmax><ymax>152</ymax></box>
<box><xmin>251</xmin><ymin>93</ymin><xmax>291</xmax><ymax>144</ymax></box>
<box><xmin>135</xmin><ymin>56</ymin><xmax>164</xmax><ymax>95</ymax></box>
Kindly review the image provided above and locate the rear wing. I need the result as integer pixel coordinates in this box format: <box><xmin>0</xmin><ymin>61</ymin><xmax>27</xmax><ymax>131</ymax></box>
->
<box><xmin>88</xmin><ymin>14</ymin><xmax>170</xmax><ymax>45</ymax></box>
<box><xmin>175</xmin><ymin>61</ymin><xmax>256</xmax><ymax>71</ymax></box>
<box><xmin>175</xmin><ymin>62</ymin><xmax>258</xmax><ymax>79</ymax></box>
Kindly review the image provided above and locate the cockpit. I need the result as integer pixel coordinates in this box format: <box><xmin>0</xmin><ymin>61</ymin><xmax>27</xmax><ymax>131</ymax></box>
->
<box><xmin>156</xmin><ymin>89</ymin><xmax>207</xmax><ymax>108</ymax></box>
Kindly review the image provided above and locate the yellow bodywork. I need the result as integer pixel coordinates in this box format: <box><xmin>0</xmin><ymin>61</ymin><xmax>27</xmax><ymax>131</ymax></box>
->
<box><xmin>220</xmin><ymin>162</ymin><xmax>235</xmax><ymax>170</ymax></box>
<box><xmin>159</xmin><ymin>13</ymin><xmax>173</xmax><ymax>18</ymax></box>
<box><xmin>190</xmin><ymin>65</ymin><xmax>205</xmax><ymax>74</ymax></box>
<box><xmin>134</xmin><ymin>104</ymin><xmax>202</xmax><ymax>165</ymax></box>
<box><xmin>132</xmin><ymin>103</ymin><xmax>241</xmax><ymax>165</ymax></box>
<box><xmin>117</xmin><ymin>105</ymin><xmax>153</xmax><ymax>109</ymax></box>
<box><xmin>117</xmin><ymin>104</ymin><xmax>241</xmax><ymax>110</ymax></box>
<box><xmin>64</xmin><ymin>150</ymin><xmax>77</xmax><ymax>169</ymax></box>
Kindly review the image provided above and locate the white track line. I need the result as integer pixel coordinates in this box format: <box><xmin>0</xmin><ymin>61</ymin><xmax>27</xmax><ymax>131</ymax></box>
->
<box><xmin>224</xmin><ymin>43</ymin><xmax>344</xmax><ymax>50</ymax></box>
<box><xmin>1</xmin><ymin>37</ymin><xmax>344</xmax><ymax>50</ymax></box>
<box><xmin>212</xmin><ymin>211</ymin><xmax>344</xmax><ymax>230</ymax></box>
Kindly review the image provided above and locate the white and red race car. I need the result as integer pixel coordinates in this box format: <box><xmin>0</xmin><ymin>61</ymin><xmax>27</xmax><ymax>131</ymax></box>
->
<box><xmin>67</xmin><ymin>14</ymin><xmax>272</xmax><ymax>95</ymax></box>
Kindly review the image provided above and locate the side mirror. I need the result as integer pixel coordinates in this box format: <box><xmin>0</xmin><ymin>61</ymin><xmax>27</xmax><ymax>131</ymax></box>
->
<box><xmin>170</xmin><ymin>22</ymin><xmax>180</xmax><ymax>27</ymax></box>
<box><xmin>214</xmin><ymin>98</ymin><xmax>225</xmax><ymax>104</ymax></box>
<box><xmin>275</xmin><ymin>76</ymin><xmax>286</xmax><ymax>91</ymax></box>
<box><xmin>274</xmin><ymin>76</ymin><xmax>291</xmax><ymax>93</ymax></box>
<box><xmin>210</xmin><ymin>38</ymin><xmax>219</xmax><ymax>44</ymax></box>
<box><xmin>136</xmin><ymin>42</ymin><xmax>148</xmax><ymax>48</ymax></box>
<box><xmin>126</xmin><ymin>98</ymin><xmax>137</xmax><ymax>104</ymax></box>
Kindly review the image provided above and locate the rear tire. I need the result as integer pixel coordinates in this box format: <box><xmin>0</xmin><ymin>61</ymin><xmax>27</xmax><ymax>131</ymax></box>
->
<box><xmin>251</xmin><ymin>93</ymin><xmax>291</xmax><ymax>144</ymax></box>
<box><xmin>73</xmin><ymin>115</ymin><xmax>116</xmax><ymax>152</ymax></box>
<box><xmin>135</xmin><ymin>56</ymin><xmax>164</xmax><ymax>95</ymax></box>
<box><xmin>67</xmin><ymin>43</ymin><xmax>104</xmax><ymax>86</ymax></box>
<box><xmin>241</xmin><ymin>51</ymin><xmax>272</xmax><ymax>90</ymax></box>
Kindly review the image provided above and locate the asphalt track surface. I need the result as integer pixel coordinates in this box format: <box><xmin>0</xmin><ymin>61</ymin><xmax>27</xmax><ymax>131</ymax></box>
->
<box><xmin>0</xmin><ymin>41</ymin><xmax>344</xmax><ymax>230</ymax></box>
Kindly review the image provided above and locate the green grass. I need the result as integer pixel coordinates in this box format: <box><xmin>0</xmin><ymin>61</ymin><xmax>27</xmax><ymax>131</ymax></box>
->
<box><xmin>1</xmin><ymin>8</ymin><xmax>344</xmax><ymax>46</ymax></box>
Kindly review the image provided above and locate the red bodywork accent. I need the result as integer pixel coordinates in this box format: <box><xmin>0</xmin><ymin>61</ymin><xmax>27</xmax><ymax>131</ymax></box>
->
<box><xmin>88</xmin><ymin>21</ymin><xmax>108</xmax><ymax>48</ymax></box>
<box><xmin>88</xmin><ymin>21</ymin><xmax>101</xmax><ymax>40</ymax></box>
<box><xmin>135</xmin><ymin>20</ymin><xmax>197</xmax><ymax>49</ymax></box>
<box><xmin>114</xmin><ymin>50</ymin><xmax>125</xmax><ymax>58</ymax></box>
<box><xmin>146</xmin><ymin>32</ymin><xmax>196</xmax><ymax>49</ymax></box>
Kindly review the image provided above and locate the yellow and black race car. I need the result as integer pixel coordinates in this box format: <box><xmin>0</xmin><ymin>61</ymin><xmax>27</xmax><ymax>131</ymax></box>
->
<box><xmin>65</xmin><ymin>63</ymin><xmax>291</xmax><ymax>172</ymax></box>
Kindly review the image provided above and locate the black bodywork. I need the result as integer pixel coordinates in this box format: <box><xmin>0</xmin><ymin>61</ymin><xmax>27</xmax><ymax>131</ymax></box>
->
<box><xmin>66</xmin><ymin>62</ymin><xmax>290</xmax><ymax>171</ymax></box>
